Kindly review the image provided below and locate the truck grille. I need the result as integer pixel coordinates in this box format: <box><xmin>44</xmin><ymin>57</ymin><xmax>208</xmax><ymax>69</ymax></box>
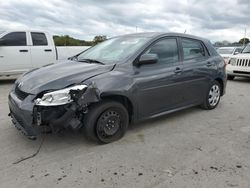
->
<box><xmin>15</xmin><ymin>86</ymin><xmax>29</xmax><ymax>100</ymax></box>
<box><xmin>235</xmin><ymin>59</ymin><xmax>250</xmax><ymax>67</ymax></box>
<box><xmin>233</xmin><ymin>71</ymin><xmax>250</xmax><ymax>75</ymax></box>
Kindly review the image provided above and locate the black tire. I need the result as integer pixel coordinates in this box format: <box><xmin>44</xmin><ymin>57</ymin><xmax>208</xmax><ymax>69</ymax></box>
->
<box><xmin>227</xmin><ymin>75</ymin><xmax>235</xmax><ymax>80</ymax></box>
<box><xmin>201</xmin><ymin>81</ymin><xmax>221</xmax><ymax>110</ymax></box>
<box><xmin>83</xmin><ymin>100</ymin><xmax>129</xmax><ymax>143</ymax></box>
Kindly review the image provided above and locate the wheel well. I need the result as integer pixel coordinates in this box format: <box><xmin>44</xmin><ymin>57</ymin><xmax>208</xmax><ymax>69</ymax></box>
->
<box><xmin>100</xmin><ymin>95</ymin><xmax>134</xmax><ymax>122</ymax></box>
<box><xmin>215</xmin><ymin>78</ymin><xmax>224</xmax><ymax>96</ymax></box>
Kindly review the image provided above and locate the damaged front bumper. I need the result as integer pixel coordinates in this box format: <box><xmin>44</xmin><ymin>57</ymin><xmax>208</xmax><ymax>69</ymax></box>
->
<box><xmin>8</xmin><ymin>92</ymin><xmax>38</xmax><ymax>139</ymax></box>
<box><xmin>8</xmin><ymin>84</ymin><xmax>100</xmax><ymax>139</ymax></box>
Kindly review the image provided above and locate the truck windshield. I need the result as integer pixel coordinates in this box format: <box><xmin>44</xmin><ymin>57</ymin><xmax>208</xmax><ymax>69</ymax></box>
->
<box><xmin>77</xmin><ymin>36</ymin><xmax>148</xmax><ymax>64</ymax></box>
<box><xmin>242</xmin><ymin>45</ymin><xmax>250</xmax><ymax>53</ymax></box>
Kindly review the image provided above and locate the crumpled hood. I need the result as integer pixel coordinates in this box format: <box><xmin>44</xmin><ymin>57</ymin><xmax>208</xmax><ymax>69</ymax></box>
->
<box><xmin>16</xmin><ymin>61</ymin><xmax>115</xmax><ymax>94</ymax></box>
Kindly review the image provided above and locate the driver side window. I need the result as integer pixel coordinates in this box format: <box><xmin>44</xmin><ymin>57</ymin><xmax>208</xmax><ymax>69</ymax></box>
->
<box><xmin>145</xmin><ymin>38</ymin><xmax>179</xmax><ymax>64</ymax></box>
<box><xmin>1</xmin><ymin>32</ymin><xmax>27</xmax><ymax>46</ymax></box>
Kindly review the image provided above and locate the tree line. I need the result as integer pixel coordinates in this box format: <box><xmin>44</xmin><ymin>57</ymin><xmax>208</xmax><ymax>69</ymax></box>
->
<box><xmin>54</xmin><ymin>35</ymin><xmax>250</xmax><ymax>47</ymax></box>
<box><xmin>214</xmin><ymin>37</ymin><xmax>250</xmax><ymax>47</ymax></box>
<box><xmin>53</xmin><ymin>35</ymin><xmax>107</xmax><ymax>46</ymax></box>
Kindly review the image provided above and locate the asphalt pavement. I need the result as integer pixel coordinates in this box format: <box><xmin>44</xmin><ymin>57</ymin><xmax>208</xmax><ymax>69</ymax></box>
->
<box><xmin>0</xmin><ymin>78</ymin><xmax>250</xmax><ymax>188</ymax></box>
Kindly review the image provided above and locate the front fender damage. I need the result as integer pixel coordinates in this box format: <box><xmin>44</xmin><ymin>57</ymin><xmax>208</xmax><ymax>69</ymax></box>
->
<box><xmin>34</xmin><ymin>83</ymin><xmax>100</xmax><ymax>133</ymax></box>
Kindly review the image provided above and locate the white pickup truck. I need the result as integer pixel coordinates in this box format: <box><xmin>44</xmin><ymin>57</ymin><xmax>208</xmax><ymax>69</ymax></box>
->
<box><xmin>0</xmin><ymin>30</ymin><xmax>89</xmax><ymax>78</ymax></box>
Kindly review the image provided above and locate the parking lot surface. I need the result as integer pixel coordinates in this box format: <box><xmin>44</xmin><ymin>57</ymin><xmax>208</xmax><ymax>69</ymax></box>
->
<box><xmin>0</xmin><ymin>78</ymin><xmax>250</xmax><ymax>188</ymax></box>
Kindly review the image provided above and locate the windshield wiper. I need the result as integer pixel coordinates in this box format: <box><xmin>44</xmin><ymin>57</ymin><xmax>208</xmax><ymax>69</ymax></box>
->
<box><xmin>242</xmin><ymin>51</ymin><xmax>250</xmax><ymax>53</ymax></box>
<box><xmin>78</xmin><ymin>58</ymin><xmax>105</xmax><ymax>65</ymax></box>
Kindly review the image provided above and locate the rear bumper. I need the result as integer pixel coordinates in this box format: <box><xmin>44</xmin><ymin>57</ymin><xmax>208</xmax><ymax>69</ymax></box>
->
<box><xmin>8</xmin><ymin>91</ymin><xmax>39</xmax><ymax>139</ymax></box>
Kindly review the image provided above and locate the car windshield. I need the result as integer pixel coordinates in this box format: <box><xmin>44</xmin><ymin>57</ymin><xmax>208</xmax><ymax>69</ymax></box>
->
<box><xmin>242</xmin><ymin>45</ymin><xmax>250</xmax><ymax>53</ymax></box>
<box><xmin>77</xmin><ymin>36</ymin><xmax>149</xmax><ymax>64</ymax></box>
<box><xmin>217</xmin><ymin>48</ymin><xmax>234</xmax><ymax>54</ymax></box>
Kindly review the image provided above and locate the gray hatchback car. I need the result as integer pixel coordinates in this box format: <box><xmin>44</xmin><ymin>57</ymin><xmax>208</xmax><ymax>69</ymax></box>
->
<box><xmin>8</xmin><ymin>32</ymin><xmax>227</xmax><ymax>143</ymax></box>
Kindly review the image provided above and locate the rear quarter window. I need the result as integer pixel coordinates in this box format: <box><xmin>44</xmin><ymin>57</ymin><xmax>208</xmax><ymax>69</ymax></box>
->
<box><xmin>205</xmin><ymin>41</ymin><xmax>219</xmax><ymax>56</ymax></box>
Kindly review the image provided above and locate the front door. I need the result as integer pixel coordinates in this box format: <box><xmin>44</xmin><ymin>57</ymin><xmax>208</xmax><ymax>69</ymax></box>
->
<box><xmin>0</xmin><ymin>32</ymin><xmax>31</xmax><ymax>75</ymax></box>
<box><xmin>134</xmin><ymin>37</ymin><xmax>185</xmax><ymax>119</ymax></box>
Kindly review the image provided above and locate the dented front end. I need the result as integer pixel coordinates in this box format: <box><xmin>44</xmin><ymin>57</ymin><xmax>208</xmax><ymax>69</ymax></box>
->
<box><xmin>9</xmin><ymin>83</ymin><xmax>100</xmax><ymax>139</ymax></box>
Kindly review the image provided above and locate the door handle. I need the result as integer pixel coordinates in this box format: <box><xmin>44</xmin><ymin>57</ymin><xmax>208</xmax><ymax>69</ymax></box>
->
<box><xmin>19</xmin><ymin>50</ymin><xmax>28</xmax><ymax>52</ymax></box>
<box><xmin>44</xmin><ymin>49</ymin><xmax>52</xmax><ymax>52</ymax></box>
<box><xmin>207</xmin><ymin>62</ymin><xmax>212</xmax><ymax>67</ymax></box>
<box><xmin>174</xmin><ymin>67</ymin><xmax>182</xmax><ymax>74</ymax></box>
<box><xmin>0</xmin><ymin>56</ymin><xmax>3</xmax><ymax>58</ymax></box>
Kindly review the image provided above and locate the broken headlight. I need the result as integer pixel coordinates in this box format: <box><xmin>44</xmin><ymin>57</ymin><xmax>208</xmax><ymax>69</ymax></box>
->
<box><xmin>35</xmin><ymin>85</ymin><xmax>87</xmax><ymax>106</ymax></box>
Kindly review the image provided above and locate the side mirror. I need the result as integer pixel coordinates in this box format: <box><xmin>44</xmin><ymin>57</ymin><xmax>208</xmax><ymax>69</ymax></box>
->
<box><xmin>138</xmin><ymin>53</ymin><xmax>158</xmax><ymax>65</ymax></box>
<box><xmin>234</xmin><ymin>51</ymin><xmax>239</xmax><ymax>55</ymax></box>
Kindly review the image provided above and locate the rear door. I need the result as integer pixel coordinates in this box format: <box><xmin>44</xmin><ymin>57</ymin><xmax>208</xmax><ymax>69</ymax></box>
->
<box><xmin>180</xmin><ymin>37</ymin><xmax>211</xmax><ymax>105</ymax></box>
<box><xmin>0</xmin><ymin>32</ymin><xmax>31</xmax><ymax>75</ymax></box>
<box><xmin>29</xmin><ymin>32</ymin><xmax>56</xmax><ymax>68</ymax></box>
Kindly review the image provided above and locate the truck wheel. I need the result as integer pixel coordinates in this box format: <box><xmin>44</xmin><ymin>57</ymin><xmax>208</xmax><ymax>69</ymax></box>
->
<box><xmin>227</xmin><ymin>75</ymin><xmax>235</xmax><ymax>80</ymax></box>
<box><xmin>83</xmin><ymin>100</ymin><xmax>129</xmax><ymax>143</ymax></box>
<box><xmin>201</xmin><ymin>81</ymin><xmax>221</xmax><ymax>110</ymax></box>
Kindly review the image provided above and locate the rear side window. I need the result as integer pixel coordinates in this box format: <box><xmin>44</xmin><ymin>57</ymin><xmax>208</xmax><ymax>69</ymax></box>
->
<box><xmin>1</xmin><ymin>32</ymin><xmax>26</xmax><ymax>46</ymax></box>
<box><xmin>31</xmin><ymin>32</ymin><xmax>48</xmax><ymax>46</ymax></box>
<box><xmin>145</xmin><ymin>38</ymin><xmax>179</xmax><ymax>64</ymax></box>
<box><xmin>181</xmin><ymin>38</ymin><xmax>205</xmax><ymax>60</ymax></box>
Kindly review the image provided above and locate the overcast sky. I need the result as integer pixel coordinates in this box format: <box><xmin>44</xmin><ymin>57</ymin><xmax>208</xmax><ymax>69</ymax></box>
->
<box><xmin>0</xmin><ymin>0</ymin><xmax>249</xmax><ymax>42</ymax></box>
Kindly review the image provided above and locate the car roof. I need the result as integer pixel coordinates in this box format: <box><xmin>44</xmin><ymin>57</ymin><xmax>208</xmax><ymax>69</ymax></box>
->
<box><xmin>117</xmin><ymin>32</ymin><xmax>209</xmax><ymax>42</ymax></box>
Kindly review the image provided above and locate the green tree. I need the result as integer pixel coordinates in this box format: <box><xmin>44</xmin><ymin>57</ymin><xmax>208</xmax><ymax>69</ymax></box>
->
<box><xmin>53</xmin><ymin>35</ymin><xmax>107</xmax><ymax>46</ymax></box>
<box><xmin>239</xmin><ymin>38</ymin><xmax>250</xmax><ymax>45</ymax></box>
<box><xmin>53</xmin><ymin>35</ymin><xmax>90</xmax><ymax>46</ymax></box>
<box><xmin>92</xmin><ymin>35</ymin><xmax>107</xmax><ymax>45</ymax></box>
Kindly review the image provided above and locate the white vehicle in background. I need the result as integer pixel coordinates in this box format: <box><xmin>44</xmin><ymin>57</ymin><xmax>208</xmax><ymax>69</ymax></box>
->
<box><xmin>0</xmin><ymin>30</ymin><xmax>89</xmax><ymax>78</ymax></box>
<box><xmin>227</xmin><ymin>44</ymin><xmax>250</xmax><ymax>80</ymax></box>
<box><xmin>217</xmin><ymin>46</ymin><xmax>243</xmax><ymax>63</ymax></box>
<box><xmin>0</xmin><ymin>30</ymin><xmax>57</xmax><ymax>77</ymax></box>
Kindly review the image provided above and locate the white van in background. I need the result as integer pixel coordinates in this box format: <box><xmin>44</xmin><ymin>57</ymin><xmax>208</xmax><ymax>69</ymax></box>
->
<box><xmin>0</xmin><ymin>30</ymin><xmax>90</xmax><ymax>78</ymax></box>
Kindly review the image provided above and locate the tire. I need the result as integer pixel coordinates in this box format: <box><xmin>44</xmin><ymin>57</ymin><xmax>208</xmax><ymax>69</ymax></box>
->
<box><xmin>227</xmin><ymin>75</ymin><xmax>235</xmax><ymax>80</ymax></box>
<box><xmin>201</xmin><ymin>81</ymin><xmax>221</xmax><ymax>110</ymax></box>
<box><xmin>83</xmin><ymin>100</ymin><xmax>129</xmax><ymax>143</ymax></box>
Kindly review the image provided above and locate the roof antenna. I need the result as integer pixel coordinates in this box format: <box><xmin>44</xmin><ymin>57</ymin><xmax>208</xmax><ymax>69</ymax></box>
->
<box><xmin>184</xmin><ymin>29</ymin><xmax>187</xmax><ymax>34</ymax></box>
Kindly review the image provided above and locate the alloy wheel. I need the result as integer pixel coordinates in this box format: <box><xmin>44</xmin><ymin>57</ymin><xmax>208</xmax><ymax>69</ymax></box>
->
<box><xmin>208</xmin><ymin>85</ymin><xmax>220</xmax><ymax>107</ymax></box>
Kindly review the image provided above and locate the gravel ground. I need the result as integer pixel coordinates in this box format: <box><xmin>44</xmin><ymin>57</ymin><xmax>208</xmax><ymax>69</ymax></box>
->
<box><xmin>0</xmin><ymin>78</ymin><xmax>250</xmax><ymax>188</ymax></box>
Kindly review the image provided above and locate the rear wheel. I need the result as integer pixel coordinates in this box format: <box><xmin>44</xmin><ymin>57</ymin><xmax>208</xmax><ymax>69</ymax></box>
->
<box><xmin>227</xmin><ymin>75</ymin><xmax>235</xmax><ymax>80</ymax></box>
<box><xmin>83</xmin><ymin>100</ymin><xmax>129</xmax><ymax>143</ymax></box>
<box><xmin>201</xmin><ymin>81</ymin><xmax>221</xmax><ymax>110</ymax></box>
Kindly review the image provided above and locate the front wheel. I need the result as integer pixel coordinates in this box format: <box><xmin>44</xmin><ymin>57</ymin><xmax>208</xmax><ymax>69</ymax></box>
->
<box><xmin>83</xmin><ymin>100</ymin><xmax>129</xmax><ymax>143</ymax></box>
<box><xmin>201</xmin><ymin>81</ymin><xmax>221</xmax><ymax>110</ymax></box>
